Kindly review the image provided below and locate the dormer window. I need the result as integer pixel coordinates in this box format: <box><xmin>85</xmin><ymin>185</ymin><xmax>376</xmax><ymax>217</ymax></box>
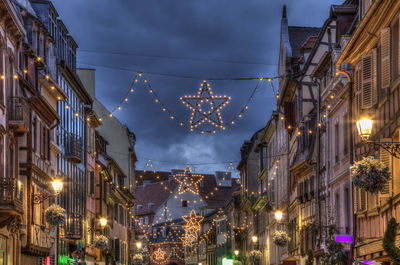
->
<box><xmin>148</xmin><ymin>203</ymin><xmax>154</xmax><ymax>210</ymax></box>
<box><xmin>137</xmin><ymin>204</ymin><xmax>143</xmax><ymax>211</ymax></box>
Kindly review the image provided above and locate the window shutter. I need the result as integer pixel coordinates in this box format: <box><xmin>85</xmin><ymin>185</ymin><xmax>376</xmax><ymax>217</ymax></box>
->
<box><xmin>381</xmin><ymin>27</ymin><xmax>391</xmax><ymax>89</ymax></box>
<box><xmin>398</xmin><ymin>14</ymin><xmax>400</xmax><ymax>76</ymax></box>
<box><xmin>354</xmin><ymin>187</ymin><xmax>359</xmax><ymax>213</ymax></box>
<box><xmin>379</xmin><ymin>139</ymin><xmax>392</xmax><ymax>198</ymax></box>
<box><xmin>361</xmin><ymin>53</ymin><xmax>373</xmax><ymax>109</ymax></box>
<box><xmin>360</xmin><ymin>189</ymin><xmax>367</xmax><ymax>211</ymax></box>
<box><xmin>372</xmin><ymin>48</ymin><xmax>377</xmax><ymax>105</ymax></box>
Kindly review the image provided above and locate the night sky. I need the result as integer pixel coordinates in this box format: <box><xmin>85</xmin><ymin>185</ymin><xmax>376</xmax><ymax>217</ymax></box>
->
<box><xmin>51</xmin><ymin>0</ymin><xmax>343</xmax><ymax>174</ymax></box>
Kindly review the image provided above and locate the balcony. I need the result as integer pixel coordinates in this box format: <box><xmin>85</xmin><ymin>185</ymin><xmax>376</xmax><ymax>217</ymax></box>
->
<box><xmin>64</xmin><ymin>213</ymin><xmax>83</xmax><ymax>240</ymax></box>
<box><xmin>8</xmin><ymin>97</ymin><xmax>29</xmax><ymax>134</ymax></box>
<box><xmin>0</xmin><ymin>178</ymin><xmax>23</xmax><ymax>223</ymax></box>
<box><xmin>64</xmin><ymin>133</ymin><xmax>82</xmax><ymax>164</ymax></box>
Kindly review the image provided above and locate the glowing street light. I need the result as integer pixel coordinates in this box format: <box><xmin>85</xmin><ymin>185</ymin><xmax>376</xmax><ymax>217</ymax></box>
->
<box><xmin>252</xmin><ymin>235</ymin><xmax>258</xmax><ymax>243</ymax></box>
<box><xmin>234</xmin><ymin>250</ymin><xmax>239</xmax><ymax>256</ymax></box>
<box><xmin>356</xmin><ymin>117</ymin><xmax>373</xmax><ymax>140</ymax></box>
<box><xmin>52</xmin><ymin>179</ymin><xmax>63</xmax><ymax>194</ymax></box>
<box><xmin>99</xmin><ymin>217</ymin><xmax>108</xmax><ymax>228</ymax></box>
<box><xmin>275</xmin><ymin>211</ymin><xmax>283</xmax><ymax>222</ymax></box>
<box><xmin>136</xmin><ymin>242</ymin><xmax>142</xmax><ymax>249</ymax></box>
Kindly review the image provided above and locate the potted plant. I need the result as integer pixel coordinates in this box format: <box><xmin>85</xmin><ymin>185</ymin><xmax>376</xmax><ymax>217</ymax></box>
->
<box><xmin>351</xmin><ymin>157</ymin><xmax>390</xmax><ymax>193</ymax></box>
<box><xmin>249</xmin><ymin>250</ymin><xmax>262</xmax><ymax>262</ymax></box>
<box><xmin>133</xmin><ymin>254</ymin><xmax>144</xmax><ymax>265</ymax></box>
<box><xmin>93</xmin><ymin>235</ymin><xmax>109</xmax><ymax>250</ymax></box>
<box><xmin>272</xmin><ymin>230</ymin><xmax>290</xmax><ymax>246</ymax></box>
<box><xmin>383</xmin><ymin>218</ymin><xmax>400</xmax><ymax>264</ymax></box>
<box><xmin>45</xmin><ymin>204</ymin><xmax>65</xmax><ymax>226</ymax></box>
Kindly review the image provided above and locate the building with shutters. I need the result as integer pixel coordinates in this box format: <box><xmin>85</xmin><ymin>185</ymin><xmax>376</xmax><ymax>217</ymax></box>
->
<box><xmin>236</xmin><ymin>128</ymin><xmax>264</xmax><ymax>264</ymax></box>
<box><xmin>77</xmin><ymin>68</ymin><xmax>136</xmax><ymax>265</ymax></box>
<box><xmin>13</xmin><ymin>1</ymin><xmax>68</xmax><ymax>264</ymax></box>
<box><xmin>336</xmin><ymin>0</ymin><xmax>400</xmax><ymax>263</ymax></box>
<box><xmin>275</xmin><ymin>1</ymin><xmax>358</xmax><ymax>264</ymax></box>
<box><xmin>0</xmin><ymin>1</ymin><xmax>25</xmax><ymax>265</ymax></box>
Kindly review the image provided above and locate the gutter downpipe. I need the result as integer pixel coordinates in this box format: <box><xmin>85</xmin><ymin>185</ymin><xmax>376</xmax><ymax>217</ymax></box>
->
<box><xmin>336</xmin><ymin>69</ymin><xmax>353</xmax><ymax>264</ymax></box>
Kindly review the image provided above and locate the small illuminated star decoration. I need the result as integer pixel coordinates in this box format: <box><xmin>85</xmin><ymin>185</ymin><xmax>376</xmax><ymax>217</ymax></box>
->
<box><xmin>153</xmin><ymin>248</ymin><xmax>166</xmax><ymax>261</ymax></box>
<box><xmin>182</xmin><ymin>210</ymin><xmax>204</xmax><ymax>246</ymax></box>
<box><xmin>174</xmin><ymin>166</ymin><xmax>204</xmax><ymax>195</ymax></box>
<box><xmin>180</xmin><ymin>80</ymin><xmax>230</xmax><ymax>131</ymax></box>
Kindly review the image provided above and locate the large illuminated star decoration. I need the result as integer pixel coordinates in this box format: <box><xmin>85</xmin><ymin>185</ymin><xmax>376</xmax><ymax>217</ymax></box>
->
<box><xmin>174</xmin><ymin>167</ymin><xmax>204</xmax><ymax>195</ymax></box>
<box><xmin>153</xmin><ymin>248</ymin><xmax>166</xmax><ymax>261</ymax></box>
<box><xmin>180</xmin><ymin>80</ymin><xmax>230</xmax><ymax>131</ymax></box>
<box><xmin>182</xmin><ymin>210</ymin><xmax>204</xmax><ymax>246</ymax></box>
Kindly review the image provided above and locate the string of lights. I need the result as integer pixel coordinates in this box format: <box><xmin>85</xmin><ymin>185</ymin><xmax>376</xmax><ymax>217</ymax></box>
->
<box><xmin>141</xmin><ymin>74</ymin><xmax>271</xmax><ymax>133</ymax></box>
<box><xmin>78</xmin><ymin>49</ymin><xmax>275</xmax><ymax>66</ymax></box>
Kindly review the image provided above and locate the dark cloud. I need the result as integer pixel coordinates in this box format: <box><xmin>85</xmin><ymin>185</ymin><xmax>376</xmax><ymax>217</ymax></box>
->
<box><xmin>51</xmin><ymin>0</ymin><xmax>343</xmax><ymax>173</ymax></box>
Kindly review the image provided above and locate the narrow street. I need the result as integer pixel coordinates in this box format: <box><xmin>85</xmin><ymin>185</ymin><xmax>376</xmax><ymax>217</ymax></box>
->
<box><xmin>0</xmin><ymin>0</ymin><xmax>398</xmax><ymax>265</ymax></box>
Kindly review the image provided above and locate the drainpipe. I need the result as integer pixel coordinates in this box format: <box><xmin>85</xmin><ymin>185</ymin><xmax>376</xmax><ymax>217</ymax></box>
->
<box><xmin>336</xmin><ymin>69</ymin><xmax>353</xmax><ymax>263</ymax></box>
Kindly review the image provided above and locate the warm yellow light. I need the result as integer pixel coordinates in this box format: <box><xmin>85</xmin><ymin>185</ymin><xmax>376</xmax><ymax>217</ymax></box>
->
<box><xmin>252</xmin><ymin>235</ymin><xmax>258</xmax><ymax>243</ymax></box>
<box><xmin>275</xmin><ymin>211</ymin><xmax>283</xmax><ymax>221</ymax></box>
<box><xmin>99</xmin><ymin>217</ymin><xmax>108</xmax><ymax>227</ymax></box>
<box><xmin>52</xmin><ymin>180</ymin><xmax>63</xmax><ymax>194</ymax></box>
<box><xmin>357</xmin><ymin>118</ymin><xmax>373</xmax><ymax>140</ymax></box>
<box><xmin>234</xmin><ymin>250</ymin><xmax>239</xmax><ymax>256</ymax></box>
<box><xmin>136</xmin><ymin>242</ymin><xmax>142</xmax><ymax>249</ymax></box>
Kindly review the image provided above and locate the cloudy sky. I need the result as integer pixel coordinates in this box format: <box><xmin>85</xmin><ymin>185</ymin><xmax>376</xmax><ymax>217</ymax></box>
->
<box><xmin>52</xmin><ymin>0</ymin><xmax>343</xmax><ymax>174</ymax></box>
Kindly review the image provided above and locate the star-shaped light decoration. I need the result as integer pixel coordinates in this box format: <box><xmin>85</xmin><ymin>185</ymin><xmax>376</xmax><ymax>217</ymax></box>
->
<box><xmin>153</xmin><ymin>248</ymin><xmax>166</xmax><ymax>261</ymax></box>
<box><xmin>180</xmin><ymin>80</ymin><xmax>230</xmax><ymax>132</ymax></box>
<box><xmin>174</xmin><ymin>166</ymin><xmax>204</xmax><ymax>195</ymax></box>
<box><xmin>182</xmin><ymin>210</ymin><xmax>204</xmax><ymax>246</ymax></box>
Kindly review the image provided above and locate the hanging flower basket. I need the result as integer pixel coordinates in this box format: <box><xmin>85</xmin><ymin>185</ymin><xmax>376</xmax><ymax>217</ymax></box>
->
<box><xmin>93</xmin><ymin>235</ymin><xmax>109</xmax><ymax>249</ymax></box>
<box><xmin>133</xmin><ymin>254</ymin><xmax>144</xmax><ymax>265</ymax></box>
<box><xmin>45</xmin><ymin>204</ymin><xmax>65</xmax><ymax>226</ymax></box>
<box><xmin>351</xmin><ymin>157</ymin><xmax>391</xmax><ymax>193</ymax></box>
<box><xmin>273</xmin><ymin>230</ymin><xmax>290</xmax><ymax>246</ymax></box>
<box><xmin>249</xmin><ymin>250</ymin><xmax>262</xmax><ymax>261</ymax></box>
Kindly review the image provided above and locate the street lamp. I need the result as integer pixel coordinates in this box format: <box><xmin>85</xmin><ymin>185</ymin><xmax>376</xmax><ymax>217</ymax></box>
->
<box><xmin>356</xmin><ymin>117</ymin><xmax>400</xmax><ymax>158</ymax></box>
<box><xmin>33</xmin><ymin>179</ymin><xmax>63</xmax><ymax>204</ymax></box>
<box><xmin>99</xmin><ymin>217</ymin><xmax>108</xmax><ymax>228</ymax></box>
<box><xmin>136</xmin><ymin>242</ymin><xmax>142</xmax><ymax>249</ymax></box>
<box><xmin>275</xmin><ymin>211</ymin><xmax>283</xmax><ymax>222</ymax></box>
<box><xmin>356</xmin><ymin>118</ymin><xmax>373</xmax><ymax>140</ymax></box>
<box><xmin>234</xmin><ymin>250</ymin><xmax>239</xmax><ymax>256</ymax></box>
<box><xmin>252</xmin><ymin>235</ymin><xmax>258</xmax><ymax>243</ymax></box>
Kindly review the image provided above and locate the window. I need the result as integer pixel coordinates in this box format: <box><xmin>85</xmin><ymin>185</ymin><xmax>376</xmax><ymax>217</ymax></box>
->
<box><xmin>137</xmin><ymin>205</ymin><xmax>143</xmax><ymax>211</ymax></box>
<box><xmin>139</xmin><ymin>218</ymin><xmax>143</xmax><ymax>225</ymax></box>
<box><xmin>335</xmin><ymin>192</ymin><xmax>340</xmax><ymax>228</ymax></box>
<box><xmin>171</xmin><ymin>247</ymin><xmax>177</xmax><ymax>259</ymax></box>
<box><xmin>334</xmin><ymin>122</ymin><xmax>339</xmax><ymax>163</ymax></box>
<box><xmin>343</xmin><ymin>114</ymin><xmax>348</xmax><ymax>155</ymax></box>
<box><xmin>153</xmin><ymin>228</ymin><xmax>157</xmax><ymax>238</ymax></box>
<box><xmin>344</xmin><ymin>188</ymin><xmax>350</xmax><ymax>234</ymax></box>
<box><xmin>182</xmin><ymin>200</ymin><xmax>188</xmax><ymax>207</ymax></box>
<box><xmin>114</xmin><ymin>204</ymin><xmax>118</xmax><ymax>221</ymax></box>
<box><xmin>144</xmin><ymin>217</ymin><xmax>149</xmax><ymax>226</ymax></box>
<box><xmin>89</xmin><ymin>171</ymin><xmax>95</xmax><ymax>196</ymax></box>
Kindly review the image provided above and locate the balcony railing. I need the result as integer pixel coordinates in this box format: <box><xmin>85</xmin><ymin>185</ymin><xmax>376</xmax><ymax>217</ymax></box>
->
<box><xmin>0</xmin><ymin>177</ymin><xmax>23</xmax><ymax>214</ymax></box>
<box><xmin>8</xmin><ymin>97</ymin><xmax>29</xmax><ymax>134</ymax></box>
<box><xmin>64</xmin><ymin>133</ymin><xmax>82</xmax><ymax>164</ymax></box>
<box><xmin>64</xmin><ymin>213</ymin><xmax>83</xmax><ymax>240</ymax></box>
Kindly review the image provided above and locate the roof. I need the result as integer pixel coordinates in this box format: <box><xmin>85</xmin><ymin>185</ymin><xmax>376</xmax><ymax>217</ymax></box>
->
<box><xmin>135</xmin><ymin>180</ymin><xmax>178</xmax><ymax>216</ymax></box>
<box><xmin>136</xmin><ymin>170</ymin><xmax>172</xmax><ymax>186</ymax></box>
<box><xmin>300</xmin><ymin>36</ymin><xmax>318</xmax><ymax>52</ymax></box>
<box><xmin>288</xmin><ymin>26</ymin><xmax>321</xmax><ymax>58</ymax></box>
<box><xmin>135</xmin><ymin>170</ymin><xmax>240</xmax><ymax>215</ymax></box>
